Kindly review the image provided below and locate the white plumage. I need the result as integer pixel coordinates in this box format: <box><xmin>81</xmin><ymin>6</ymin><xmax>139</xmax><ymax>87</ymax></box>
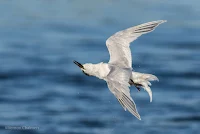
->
<box><xmin>74</xmin><ymin>20</ymin><xmax>166</xmax><ymax>120</ymax></box>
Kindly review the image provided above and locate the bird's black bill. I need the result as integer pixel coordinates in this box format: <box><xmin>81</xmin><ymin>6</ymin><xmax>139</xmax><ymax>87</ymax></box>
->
<box><xmin>73</xmin><ymin>60</ymin><xmax>84</xmax><ymax>69</ymax></box>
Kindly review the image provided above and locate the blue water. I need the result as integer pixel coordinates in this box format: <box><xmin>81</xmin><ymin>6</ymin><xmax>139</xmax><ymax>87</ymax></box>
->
<box><xmin>0</xmin><ymin>1</ymin><xmax>200</xmax><ymax>134</ymax></box>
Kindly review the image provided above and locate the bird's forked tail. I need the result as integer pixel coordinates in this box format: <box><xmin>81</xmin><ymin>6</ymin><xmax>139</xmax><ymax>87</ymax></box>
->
<box><xmin>129</xmin><ymin>72</ymin><xmax>159</xmax><ymax>102</ymax></box>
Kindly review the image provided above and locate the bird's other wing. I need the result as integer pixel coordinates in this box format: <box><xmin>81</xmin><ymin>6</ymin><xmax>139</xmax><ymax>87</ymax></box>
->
<box><xmin>106</xmin><ymin>65</ymin><xmax>140</xmax><ymax>120</ymax></box>
<box><xmin>107</xmin><ymin>80</ymin><xmax>141</xmax><ymax>120</ymax></box>
<box><xmin>106</xmin><ymin>20</ymin><xmax>167</xmax><ymax>68</ymax></box>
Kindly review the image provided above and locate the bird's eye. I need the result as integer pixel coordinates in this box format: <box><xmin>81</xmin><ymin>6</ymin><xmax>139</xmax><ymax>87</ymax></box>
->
<box><xmin>82</xmin><ymin>71</ymin><xmax>89</xmax><ymax>76</ymax></box>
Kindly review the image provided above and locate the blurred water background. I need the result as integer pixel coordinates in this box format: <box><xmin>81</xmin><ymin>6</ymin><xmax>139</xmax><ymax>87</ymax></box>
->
<box><xmin>0</xmin><ymin>0</ymin><xmax>199</xmax><ymax>134</ymax></box>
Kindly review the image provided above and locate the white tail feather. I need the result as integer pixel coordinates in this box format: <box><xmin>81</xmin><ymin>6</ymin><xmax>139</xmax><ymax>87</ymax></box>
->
<box><xmin>131</xmin><ymin>72</ymin><xmax>159</xmax><ymax>102</ymax></box>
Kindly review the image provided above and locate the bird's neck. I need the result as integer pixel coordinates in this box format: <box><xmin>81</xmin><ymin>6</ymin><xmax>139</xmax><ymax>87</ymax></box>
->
<box><xmin>90</xmin><ymin>62</ymin><xmax>110</xmax><ymax>80</ymax></box>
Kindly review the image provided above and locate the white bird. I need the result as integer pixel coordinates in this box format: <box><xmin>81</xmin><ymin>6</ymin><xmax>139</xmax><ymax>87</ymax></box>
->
<box><xmin>74</xmin><ymin>20</ymin><xmax>166</xmax><ymax>120</ymax></box>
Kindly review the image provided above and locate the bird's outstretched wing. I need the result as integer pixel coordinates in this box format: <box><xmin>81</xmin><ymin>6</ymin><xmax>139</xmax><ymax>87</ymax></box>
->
<box><xmin>106</xmin><ymin>65</ymin><xmax>141</xmax><ymax>120</ymax></box>
<box><xmin>106</xmin><ymin>20</ymin><xmax>167</xmax><ymax>68</ymax></box>
<box><xmin>107</xmin><ymin>80</ymin><xmax>141</xmax><ymax>120</ymax></box>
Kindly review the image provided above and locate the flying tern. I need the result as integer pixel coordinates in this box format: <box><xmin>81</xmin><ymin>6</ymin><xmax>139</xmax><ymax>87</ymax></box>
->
<box><xmin>74</xmin><ymin>20</ymin><xmax>166</xmax><ymax>120</ymax></box>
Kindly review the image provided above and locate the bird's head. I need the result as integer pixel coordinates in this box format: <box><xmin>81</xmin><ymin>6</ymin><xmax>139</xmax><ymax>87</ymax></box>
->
<box><xmin>73</xmin><ymin>61</ymin><xmax>93</xmax><ymax>76</ymax></box>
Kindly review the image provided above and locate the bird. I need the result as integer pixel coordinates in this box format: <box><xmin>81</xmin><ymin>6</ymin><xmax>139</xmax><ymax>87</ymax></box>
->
<box><xmin>74</xmin><ymin>20</ymin><xmax>167</xmax><ymax>120</ymax></box>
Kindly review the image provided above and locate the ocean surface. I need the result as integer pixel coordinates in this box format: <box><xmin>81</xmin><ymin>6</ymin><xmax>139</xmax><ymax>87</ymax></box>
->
<box><xmin>0</xmin><ymin>0</ymin><xmax>200</xmax><ymax>134</ymax></box>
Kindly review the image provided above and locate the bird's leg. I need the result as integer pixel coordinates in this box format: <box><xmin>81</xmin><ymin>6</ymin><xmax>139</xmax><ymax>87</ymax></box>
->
<box><xmin>135</xmin><ymin>85</ymin><xmax>141</xmax><ymax>91</ymax></box>
<box><xmin>129</xmin><ymin>79</ymin><xmax>142</xmax><ymax>92</ymax></box>
<box><xmin>129</xmin><ymin>79</ymin><xmax>134</xmax><ymax>85</ymax></box>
